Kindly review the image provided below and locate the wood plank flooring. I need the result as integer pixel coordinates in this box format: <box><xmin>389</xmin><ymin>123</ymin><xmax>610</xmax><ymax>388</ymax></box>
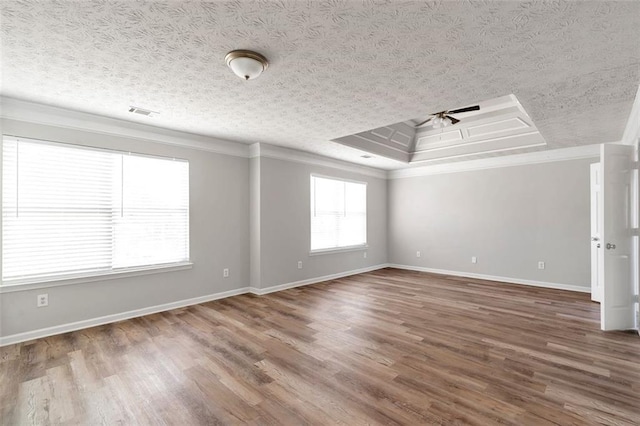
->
<box><xmin>1</xmin><ymin>268</ymin><xmax>639</xmax><ymax>425</ymax></box>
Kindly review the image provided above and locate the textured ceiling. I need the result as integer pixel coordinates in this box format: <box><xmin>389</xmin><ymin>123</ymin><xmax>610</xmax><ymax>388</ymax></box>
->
<box><xmin>1</xmin><ymin>0</ymin><xmax>639</xmax><ymax>170</ymax></box>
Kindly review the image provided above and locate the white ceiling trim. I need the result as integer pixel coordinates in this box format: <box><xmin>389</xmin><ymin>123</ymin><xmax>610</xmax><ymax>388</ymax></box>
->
<box><xmin>0</xmin><ymin>97</ymin><xmax>618</xmax><ymax>181</ymax></box>
<box><xmin>251</xmin><ymin>143</ymin><xmax>387</xmax><ymax>180</ymax></box>
<box><xmin>415</xmin><ymin>130</ymin><xmax>464</xmax><ymax>151</ymax></box>
<box><xmin>413</xmin><ymin>131</ymin><xmax>542</xmax><ymax>154</ymax></box>
<box><xmin>0</xmin><ymin>97</ymin><xmax>251</xmax><ymax>158</ymax></box>
<box><xmin>410</xmin><ymin>141</ymin><xmax>548</xmax><ymax>164</ymax></box>
<box><xmin>389</xmin><ymin>144</ymin><xmax>602</xmax><ymax>179</ymax></box>
<box><xmin>465</xmin><ymin>117</ymin><xmax>530</xmax><ymax>139</ymax></box>
<box><xmin>353</xmin><ymin>133</ymin><xmax>410</xmax><ymax>154</ymax></box>
<box><xmin>249</xmin><ymin>142</ymin><xmax>261</xmax><ymax>159</ymax></box>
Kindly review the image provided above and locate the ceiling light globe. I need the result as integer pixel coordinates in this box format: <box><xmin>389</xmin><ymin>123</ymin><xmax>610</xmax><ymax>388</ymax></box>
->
<box><xmin>225</xmin><ymin>50</ymin><xmax>269</xmax><ymax>81</ymax></box>
<box><xmin>228</xmin><ymin>57</ymin><xmax>264</xmax><ymax>80</ymax></box>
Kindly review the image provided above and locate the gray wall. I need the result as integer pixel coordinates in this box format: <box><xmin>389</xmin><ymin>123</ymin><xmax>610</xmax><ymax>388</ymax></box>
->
<box><xmin>0</xmin><ymin>119</ymin><xmax>250</xmax><ymax>337</ymax></box>
<box><xmin>0</xmin><ymin>115</ymin><xmax>595</xmax><ymax>339</ymax></box>
<box><xmin>0</xmin><ymin>119</ymin><xmax>388</xmax><ymax>340</ymax></box>
<box><xmin>388</xmin><ymin>158</ymin><xmax>596</xmax><ymax>288</ymax></box>
<box><xmin>256</xmin><ymin>157</ymin><xmax>387</xmax><ymax>288</ymax></box>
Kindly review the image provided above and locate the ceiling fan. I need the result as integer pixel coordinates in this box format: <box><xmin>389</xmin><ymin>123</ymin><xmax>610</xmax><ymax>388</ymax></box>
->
<box><xmin>415</xmin><ymin>105</ymin><xmax>480</xmax><ymax>128</ymax></box>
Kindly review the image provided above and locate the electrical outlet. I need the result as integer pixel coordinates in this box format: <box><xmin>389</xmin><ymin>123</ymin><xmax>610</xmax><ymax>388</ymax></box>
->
<box><xmin>538</xmin><ymin>261</ymin><xmax>545</xmax><ymax>270</ymax></box>
<box><xmin>37</xmin><ymin>294</ymin><xmax>49</xmax><ymax>307</ymax></box>
<box><xmin>297</xmin><ymin>261</ymin><xmax>303</xmax><ymax>269</ymax></box>
<box><xmin>363</xmin><ymin>252</ymin><xmax>367</xmax><ymax>259</ymax></box>
<box><xmin>471</xmin><ymin>256</ymin><xmax>477</xmax><ymax>264</ymax></box>
<box><xmin>416</xmin><ymin>251</ymin><xmax>421</xmax><ymax>258</ymax></box>
<box><xmin>223</xmin><ymin>268</ymin><xmax>229</xmax><ymax>278</ymax></box>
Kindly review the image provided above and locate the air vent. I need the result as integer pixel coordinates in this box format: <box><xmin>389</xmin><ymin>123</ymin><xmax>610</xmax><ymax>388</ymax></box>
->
<box><xmin>128</xmin><ymin>106</ymin><xmax>158</xmax><ymax>117</ymax></box>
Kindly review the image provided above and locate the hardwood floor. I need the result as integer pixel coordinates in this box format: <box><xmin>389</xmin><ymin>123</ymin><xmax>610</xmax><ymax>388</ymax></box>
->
<box><xmin>1</xmin><ymin>268</ymin><xmax>639</xmax><ymax>425</ymax></box>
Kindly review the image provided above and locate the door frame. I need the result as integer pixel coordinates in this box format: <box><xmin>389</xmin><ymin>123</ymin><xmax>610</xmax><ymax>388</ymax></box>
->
<box><xmin>633</xmin><ymin>136</ymin><xmax>639</xmax><ymax>331</ymax></box>
<box><xmin>619</xmin><ymin>85</ymin><xmax>640</xmax><ymax>332</ymax></box>
<box><xmin>590</xmin><ymin>162</ymin><xmax>602</xmax><ymax>303</ymax></box>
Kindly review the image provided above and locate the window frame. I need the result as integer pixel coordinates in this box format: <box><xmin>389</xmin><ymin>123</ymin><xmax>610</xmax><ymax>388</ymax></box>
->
<box><xmin>309</xmin><ymin>173</ymin><xmax>368</xmax><ymax>255</ymax></box>
<box><xmin>1</xmin><ymin>135</ymin><xmax>192</xmax><ymax>289</ymax></box>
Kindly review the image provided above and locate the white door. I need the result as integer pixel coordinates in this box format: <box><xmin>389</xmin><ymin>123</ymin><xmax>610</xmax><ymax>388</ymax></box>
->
<box><xmin>590</xmin><ymin>163</ymin><xmax>602</xmax><ymax>302</ymax></box>
<box><xmin>600</xmin><ymin>143</ymin><xmax>635</xmax><ymax>331</ymax></box>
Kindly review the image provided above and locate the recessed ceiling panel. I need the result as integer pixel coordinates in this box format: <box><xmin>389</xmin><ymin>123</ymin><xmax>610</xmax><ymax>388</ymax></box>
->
<box><xmin>411</xmin><ymin>132</ymin><xmax>546</xmax><ymax>163</ymax></box>
<box><xmin>337</xmin><ymin>135</ymin><xmax>410</xmax><ymax>162</ymax></box>
<box><xmin>334</xmin><ymin>121</ymin><xmax>416</xmax><ymax>157</ymax></box>
<box><xmin>390</xmin><ymin>131</ymin><xmax>412</xmax><ymax>147</ymax></box>
<box><xmin>415</xmin><ymin>130</ymin><xmax>464</xmax><ymax>151</ymax></box>
<box><xmin>334</xmin><ymin>94</ymin><xmax>548</xmax><ymax>164</ymax></box>
<box><xmin>370</xmin><ymin>127</ymin><xmax>394</xmax><ymax>140</ymax></box>
<box><xmin>466</xmin><ymin>117</ymin><xmax>530</xmax><ymax>138</ymax></box>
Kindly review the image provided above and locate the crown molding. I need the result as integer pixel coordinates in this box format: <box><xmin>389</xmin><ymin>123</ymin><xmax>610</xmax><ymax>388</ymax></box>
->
<box><xmin>2</xmin><ymin>96</ymin><xmax>624</xmax><ymax>180</ymax></box>
<box><xmin>0</xmin><ymin>96</ymin><xmax>251</xmax><ymax>158</ymax></box>
<box><xmin>410</xmin><ymin>140</ymin><xmax>547</xmax><ymax>164</ymax></box>
<box><xmin>251</xmin><ymin>142</ymin><xmax>388</xmax><ymax>179</ymax></box>
<box><xmin>249</xmin><ymin>142</ymin><xmax>261</xmax><ymax>158</ymax></box>
<box><xmin>388</xmin><ymin>144</ymin><xmax>602</xmax><ymax>179</ymax></box>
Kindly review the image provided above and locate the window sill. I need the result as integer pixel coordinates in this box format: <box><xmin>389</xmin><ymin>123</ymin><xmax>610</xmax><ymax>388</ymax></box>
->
<box><xmin>309</xmin><ymin>245</ymin><xmax>369</xmax><ymax>256</ymax></box>
<box><xmin>0</xmin><ymin>262</ymin><xmax>194</xmax><ymax>293</ymax></box>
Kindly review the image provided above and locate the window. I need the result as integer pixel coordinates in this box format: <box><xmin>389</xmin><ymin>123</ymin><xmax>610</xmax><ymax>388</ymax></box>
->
<box><xmin>310</xmin><ymin>175</ymin><xmax>366</xmax><ymax>252</ymax></box>
<box><xmin>2</xmin><ymin>137</ymin><xmax>189</xmax><ymax>284</ymax></box>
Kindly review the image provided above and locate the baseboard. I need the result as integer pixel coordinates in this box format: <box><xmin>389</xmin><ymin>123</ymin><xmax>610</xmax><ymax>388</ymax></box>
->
<box><xmin>0</xmin><ymin>287</ymin><xmax>250</xmax><ymax>347</ymax></box>
<box><xmin>249</xmin><ymin>263</ymin><xmax>390</xmax><ymax>295</ymax></box>
<box><xmin>388</xmin><ymin>264</ymin><xmax>591</xmax><ymax>293</ymax></box>
<box><xmin>0</xmin><ymin>263</ymin><xmax>588</xmax><ymax>346</ymax></box>
<box><xmin>0</xmin><ymin>264</ymin><xmax>391</xmax><ymax>347</ymax></box>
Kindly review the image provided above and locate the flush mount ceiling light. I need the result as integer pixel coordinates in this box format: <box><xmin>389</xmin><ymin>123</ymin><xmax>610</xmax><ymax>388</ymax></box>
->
<box><xmin>225</xmin><ymin>50</ymin><xmax>269</xmax><ymax>81</ymax></box>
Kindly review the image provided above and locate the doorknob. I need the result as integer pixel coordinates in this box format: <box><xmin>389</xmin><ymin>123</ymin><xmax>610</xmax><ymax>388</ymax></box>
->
<box><xmin>606</xmin><ymin>243</ymin><xmax>616</xmax><ymax>250</ymax></box>
<box><xmin>591</xmin><ymin>237</ymin><xmax>600</xmax><ymax>241</ymax></box>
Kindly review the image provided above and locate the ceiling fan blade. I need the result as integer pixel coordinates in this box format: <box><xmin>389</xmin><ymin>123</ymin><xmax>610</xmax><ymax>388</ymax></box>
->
<box><xmin>415</xmin><ymin>117</ymin><xmax>434</xmax><ymax>127</ymax></box>
<box><xmin>445</xmin><ymin>115</ymin><xmax>460</xmax><ymax>125</ymax></box>
<box><xmin>448</xmin><ymin>105</ymin><xmax>480</xmax><ymax>114</ymax></box>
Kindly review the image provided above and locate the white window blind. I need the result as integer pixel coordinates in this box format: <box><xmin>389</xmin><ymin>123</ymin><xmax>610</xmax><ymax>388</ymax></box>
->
<box><xmin>2</xmin><ymin>137</ymin><xmax>189</xmax><ymax>283</ymax></box>
<box><xmin>310</xmin><ymin>175</ymin><xmax>366</xmax><ymax>251</ymax></box>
